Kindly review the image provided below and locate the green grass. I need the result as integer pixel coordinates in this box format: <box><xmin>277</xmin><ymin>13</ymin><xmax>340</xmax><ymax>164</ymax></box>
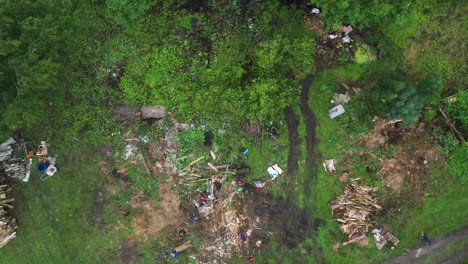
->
<box><xmin>0</xmin><ymin>144</ymin><xmax>124</xmax><ymax>263</ymax></box>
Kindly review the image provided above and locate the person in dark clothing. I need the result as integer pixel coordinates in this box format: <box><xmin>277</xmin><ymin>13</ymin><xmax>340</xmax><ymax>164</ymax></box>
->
<box><xmin>420</xmin><ymin>231</ymin><xmax>432</xmax><ymax>245</ymax></box>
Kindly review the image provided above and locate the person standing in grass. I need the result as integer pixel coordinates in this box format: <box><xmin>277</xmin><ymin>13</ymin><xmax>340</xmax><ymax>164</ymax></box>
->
<box><xmin>420</xmin><ymin>231</ymin><xmax>432</xmax><ymax>245</ymax></box>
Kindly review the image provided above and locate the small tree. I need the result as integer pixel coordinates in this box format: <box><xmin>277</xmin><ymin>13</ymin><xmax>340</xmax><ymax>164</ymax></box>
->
<box><xmin>372</xmin><ymin>75</ymin><xmax>424</xmax><ymax>126</ymax></box>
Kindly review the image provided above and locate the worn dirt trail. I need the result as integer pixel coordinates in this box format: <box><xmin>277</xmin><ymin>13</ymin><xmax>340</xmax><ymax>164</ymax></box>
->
<box><xmin>299</xmin><ymin>75</ymin><xmax>318</xmax><ymax>200</ymax></box>
<box><xmin>384</xmin><ymin>226</ymin><xmax>468</xmax><ymax>264</ymax></box>
<box><xmin>280</xmin><ymin>74</ymin><xmax>325</xmax><ymax>262</ymax></box>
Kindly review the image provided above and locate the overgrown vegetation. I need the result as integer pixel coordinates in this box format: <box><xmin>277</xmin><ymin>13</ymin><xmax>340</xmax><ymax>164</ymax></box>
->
<box><xmin>0</xmin><ymin>0</ymin><xmax>466</xmax><ymax>263</ymax></box>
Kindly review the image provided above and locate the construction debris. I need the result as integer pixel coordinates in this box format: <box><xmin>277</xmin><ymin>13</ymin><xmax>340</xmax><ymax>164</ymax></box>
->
<box><xmin>331</xmin><ymin>182</ymin><xmax>382</xmax><ymax>246</ymax></box>
<box><xmin>329</xmin><ymin>105</ymin><xmax>345</xmax><ymax>119</ymax></box>
<box><xmin>372</xmin><ymin>228</ymin><xmax>400</xmax><ymax>249</ymax></box>
<box><xmin>0</xmin><ymin>138</ymin><xmax>32</xmax><ymax>182</ymax></box>
<box><xmin>333</xmin><ymin>93</ymin><xmax>351</xmax><ymax>105</ymax></box>
<box><xmin>0</xmin><ymin>184</ymin><xmax>17</xmax><ymax>248</ymax></box>
<box><xmin>322</xmin><ymin>159</ymin><xmax>337</xmax><ymax>174</ymax></box>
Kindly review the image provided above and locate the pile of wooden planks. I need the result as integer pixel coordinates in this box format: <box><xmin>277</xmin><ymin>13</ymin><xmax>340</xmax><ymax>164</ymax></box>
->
<box><xmin>0</xmin><ymin>184</ymin><xmax>17</xmax><ymax>248</ymax></box>
<box><xmin>332</xmin><ymin>182</ymin><xmax>382</xmax><ymax>245</ymax></box>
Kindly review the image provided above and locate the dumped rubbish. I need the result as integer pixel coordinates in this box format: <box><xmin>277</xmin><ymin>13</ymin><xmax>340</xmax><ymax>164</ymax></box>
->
<box><xmin>341</xmin><ymin>25</ymin><xmax>353</xmax><ymax>34</ymax></box>
<box><xmin>342</xmin><ymin>35</ymin><xmax>352</xmax><ymax>43</ymax></box>
<box><xmin>241</xmin><ymin>147</ymin><xmax>249</xmax><ymax>155</ymax></box>
<box><xmin>0</xmin><ymin>138</ymin><xmax>32</xmax><ymax>182</ymax></box>
<box><xmin>266</xmin><ymin>125</ymin><xmax>278</xmax><ymax>139</ymax></box>
<box><xmin>333</xmin><ymin>93</ymin><xmax>351</xmax><ymax>105</ymax></box>
<box><xmin>328</xmin><ymin>30</ymin><xmax>338</xmax><ymax>39</ymax></box>
<box><xmin>0</xmin><ymin>184</ymin><xmax>17</xmax><ymax>248</ymax></box>
<box><xmin>254</xmin><ymin>180</ymin><xmax>265</xmax><ymax>192</ymax></box>
<box><xmin>372</xmin><ymin>229</ymin><xmax>387</xmax><ymax>249</ymax></box>
<box><xmin>204</xmin><ymin>131</ymin><xmax>214</xmax><ymax>146</ymax></box>
<box><xmin>243</xmin><ymin>120</ymin><xmax>262</xmax><ymax>137</ymax></box>
<box><xmin>332</xmin><ymin>182</ymin><xmax>382</xmax><ymax>246</ymax></box>
<box><xmin>267</xmin><ymin>164</ymin><xmax>283</xmax><ymax>180</ymax></box>
<box><xmin>372</xmin><ymin>228</ymin><xmax>400</xmax><ymax>249</ymax></box>
<box><xmin>171</xmin><ymin>240</ymin><xmax>192</xmax><ymax>257</ymax></box>
<box><xmin>328</xmin><ymin>105</ymin><xmax>345</xmax><ymax>119</ymax></box>
<box><xmin>322</xmin><ymin>159</ymin><xmax>337</xmax><ymax>174</ymax></box>
<box><xmin>40</xmin><ymin>165</ymin><xmax>58</xmax><ymax>181</ymax></box>
<box><xmin>385</xmin><ymin>232</ymin><xmax>400</xmax><ymax>247</ymax></box>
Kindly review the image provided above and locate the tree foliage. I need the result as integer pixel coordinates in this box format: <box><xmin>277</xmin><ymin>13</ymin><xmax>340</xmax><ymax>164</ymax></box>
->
<box><xmin>371</xmin><ymin>74</ymin><xmax>424</xmax><ymax>126</ymax></box>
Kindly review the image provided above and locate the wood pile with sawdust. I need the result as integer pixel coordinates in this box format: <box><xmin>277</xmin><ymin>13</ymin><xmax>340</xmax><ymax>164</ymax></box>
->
<box><xmin>0</xmin><ymin>184</ymin><xmax>17</xmax><ymax>248</ymax></box>
<box><xmin>332</xmin><ymin>182</ymin><xmax>382</xmax><ymax>246</ymax></box>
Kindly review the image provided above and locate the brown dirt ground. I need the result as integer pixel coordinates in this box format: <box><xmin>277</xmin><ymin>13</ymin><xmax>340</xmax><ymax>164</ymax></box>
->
<box><xmin>358</xmin><ymin>118</ymin><xmax>442</xmax><ymax>195</ymax></box>
<box><xmin>128</xmin><ymin>175</ymin><xmax>182</xmax><ymax>238</ymax></box>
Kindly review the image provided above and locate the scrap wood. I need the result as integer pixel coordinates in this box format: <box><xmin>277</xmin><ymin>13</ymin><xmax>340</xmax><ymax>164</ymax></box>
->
<box><xmin>182</xmin><ymin>156</ymin><xmax>205</xmax><ymax>171</ymax></box>
<box><xmin>216</xmin><ymin>152</ymin><xmax>223</xmax><ymax>163</ymax></box>
<box><xmin>0</xmin><ymin>184</ymin><xmax>17</xmax><ymax>248</ymax></box>
<box><xmin>175</xmin><ymin>240</ymin><xmax>192</xmax><ymax>252</ymax></box>
<box><xmin>332</xmin><ymin>182</ymin><xmax>382</xmax><ymax>244</ymax></box>
<box><xmin>207</xmin><ymin>162</ymin><xmax>218</xmax><ymax>172</ymax></box>
<box><xmin>174</xmin><ymin>154</ymin><xmax>195</xmax><ymax>161</ymax></box>
<box><xmin>439</xmin><ymin>107</ymin><xmax>465</xmax><ymax>142</ymax></box>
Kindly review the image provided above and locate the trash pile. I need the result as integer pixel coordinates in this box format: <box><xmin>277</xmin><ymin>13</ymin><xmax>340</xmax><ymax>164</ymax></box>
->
<box><xmin>331</xmin><ymin>182</ymin><xmax>382</xmax><ymax>246</ymax></box>
<box><xmin>0</xmin><ymin>184</ymin><xmax>17</xmax><ymax>248</ymax></box>
<box><xmin>0</xmin><ymin>138</ymin><xmax>32</xmax><ymax>182</ymax></box>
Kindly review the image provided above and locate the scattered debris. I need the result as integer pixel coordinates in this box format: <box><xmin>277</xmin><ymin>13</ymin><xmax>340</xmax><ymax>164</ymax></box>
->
<box><xmin>254</xmin><ymin>180</ymin><xmax>265</xmax><ymax>192</ymax></box>
<box><xmin>204</xmin><ymin>131</ymin><xmax>214</xmax><ymax>146</ymax></box>
<box><xmin>333</xmin><ymin>93</ymin><xmax>351</xmax><ymax>105</ymax></box>
<box><xmin>372</xmin><ymin>228</ymin><xmax>387</xmax><ymax>249</ymax></box>
<box><xmin>341</xmin><ymin>25</ymin><xmax>353</xmax><ymax>34</ymax></box>
<box><xmin>0</xmin><ymin>184</ymin><xmax>17</xmax><ymax>248</ymax></box>
<box><xmin>267</xmin><ymin>164</ymin><xmax>283</xmax><ymax>180</ymax></box>
<box><xmin>322</xmin><ymin>159</ymin><xmax>337</xmax><ymax>174</ymax></box>
<box><xmin>0</xmin><ymin>138</ymin><xmax>32</xmax><ymax>182</ymax></box>
<box><xmin>243</xmin><ymin>120</ymin><xmax>262</xmax><ymax>137</ymax></box>
<box><xmin>329</xmin><ymin>105</ymin><xmax>345</xmax><ymax>119</ymax></box>
<box><xmin>171</xmin><ymin>240</ymin><xmax>192</xmax><ymax>257</ymax></box>
<box><xmin>332</xmin><ymin>182</ymin><xmax>382</xmax><ymax>246</ymax></box>
<box><xmin>40</xmin><ymin>164</ymin><xmax>58</xmax><ymax>181</ymax></box>
<box><xmin>372</xmin><ymin>228</ymin><xmax>400</xmax><ymax>249</ymax></box>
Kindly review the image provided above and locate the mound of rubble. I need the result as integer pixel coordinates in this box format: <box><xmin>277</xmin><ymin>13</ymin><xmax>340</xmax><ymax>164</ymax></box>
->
<box><xmin>332</xmin><ymin>182</ymin><xmax>382</xmax><ymax>246</ymax></box>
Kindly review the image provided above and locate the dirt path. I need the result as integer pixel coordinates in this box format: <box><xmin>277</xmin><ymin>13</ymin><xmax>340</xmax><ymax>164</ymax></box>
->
<box><xmin>284</xmin><ymin>106</ymin><xmax>300</xmax><ymax>180</ymax></box>
<box><xmin>299</xmin><ymin>75</ymin><xmax>318</xmax><ymax>197</ymax></box>
<box><xmin>385</xmin><ymin>226</ymin><xmax>468</xmax><ymax>264</ymax></box>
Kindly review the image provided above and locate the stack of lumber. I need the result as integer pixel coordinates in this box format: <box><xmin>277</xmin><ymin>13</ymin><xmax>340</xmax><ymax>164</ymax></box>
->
<box><xmin>0</xmin><ymin>184</ymin><xmax>16</xmax><ymax>248</ymax></box>
<box><xmin>332</xmin><ymin>183</ymin><xmax>382</xmax><ymax>245</ymax></box>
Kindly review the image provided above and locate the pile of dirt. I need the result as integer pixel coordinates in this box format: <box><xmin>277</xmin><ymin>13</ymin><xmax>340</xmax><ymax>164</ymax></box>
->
<box><xmin>358</xmin><ymin>119</ymin><xmax>441</xmax><ymax>194</ymax></box>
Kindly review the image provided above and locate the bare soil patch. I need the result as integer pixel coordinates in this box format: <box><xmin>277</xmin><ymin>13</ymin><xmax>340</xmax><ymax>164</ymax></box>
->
<box><xmin>358</xmin><ymin>118</ymin><xmax>442</xmax><ymax>197</ymax></box>
<box><xmin>128</xmin><ymin>176</ymin><xmax>182</xmax><ymax>238</ymax></box>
